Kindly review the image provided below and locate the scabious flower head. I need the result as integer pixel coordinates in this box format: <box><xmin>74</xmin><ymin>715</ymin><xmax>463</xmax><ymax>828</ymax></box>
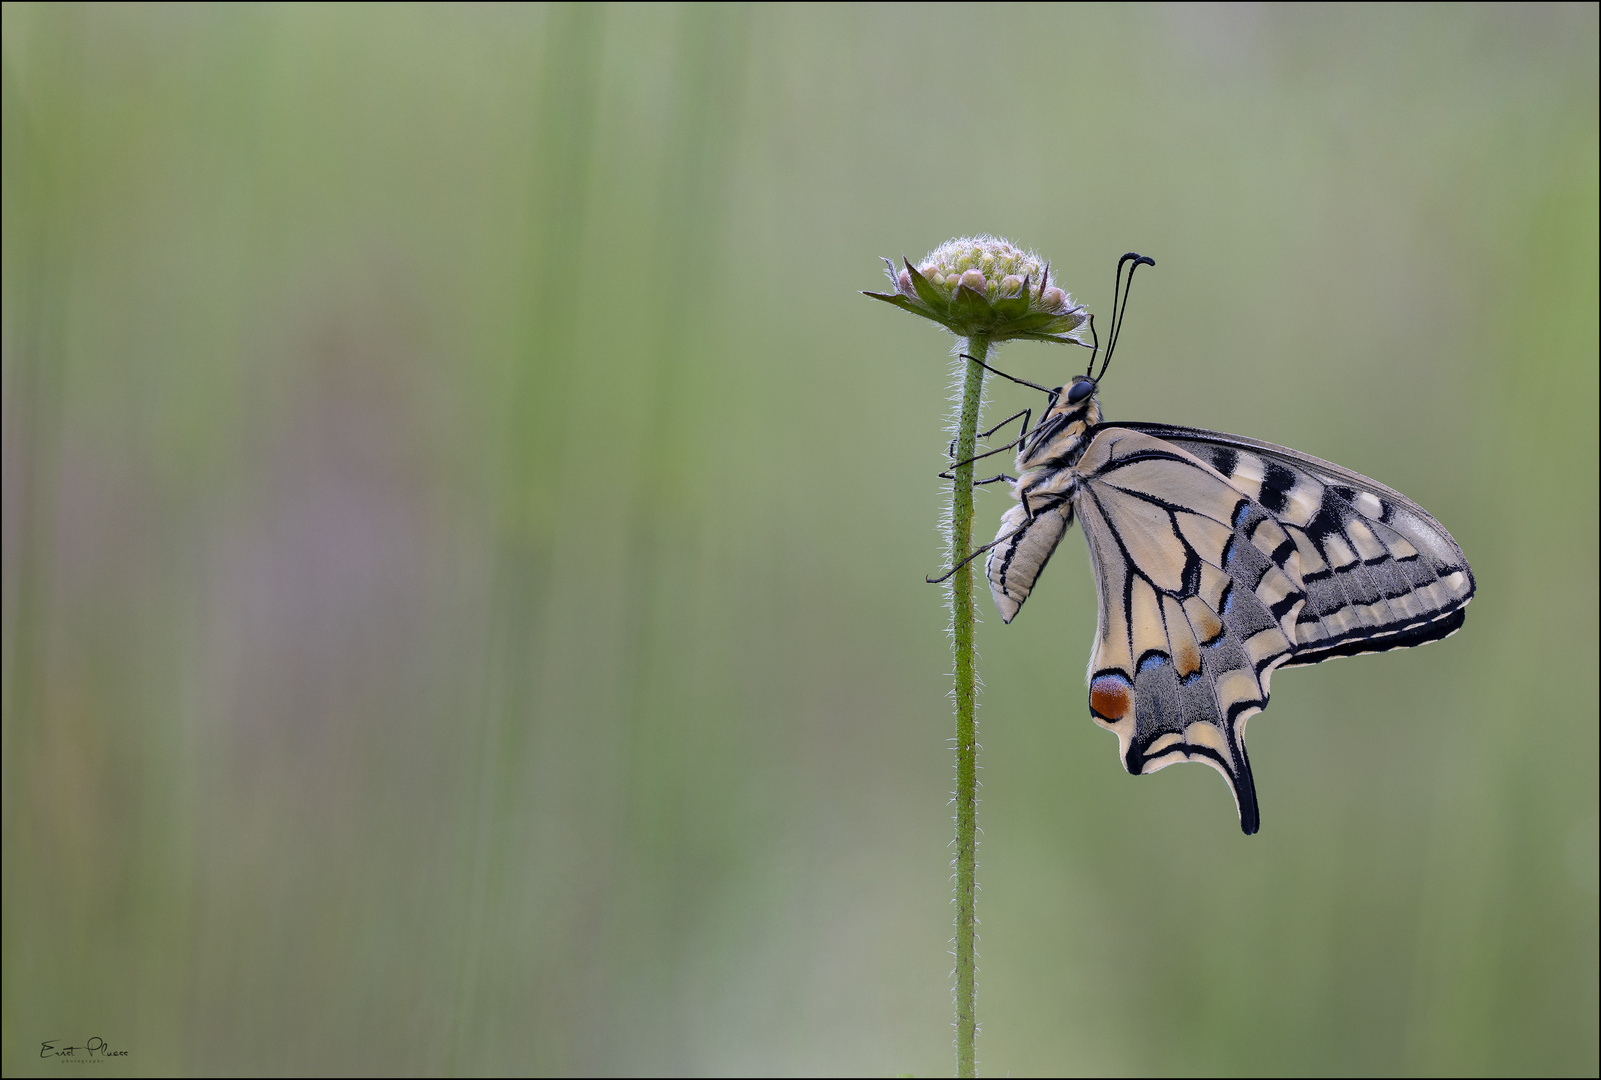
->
<box><xmin>863</xmin><ymin>235</ymin><xmax>1086</xmax><ymax>343</ymax></box>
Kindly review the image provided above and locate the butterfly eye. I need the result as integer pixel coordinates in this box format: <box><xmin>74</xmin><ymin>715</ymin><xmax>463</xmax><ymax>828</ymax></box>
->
<box><xmin>1065</xmin><ymin>378</ymin><xmax>1096</xmax><ymax>404</ymax></box>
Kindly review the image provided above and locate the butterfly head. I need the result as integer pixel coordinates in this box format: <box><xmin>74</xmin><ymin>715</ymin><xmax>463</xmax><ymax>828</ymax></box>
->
<box><xmin>1064</xmin><ymin>376</ymin><xmax>1096</xmax><ymax>405</ymax></box>
<box><xmin>1022</xmin><ymin>374</ymin><xmax>1102</xmax><ymax>462</ymax></box>
<box><xmin>1043</xmin><ymin>372</ymin><xmax>1101</xmax><ymax>419</ymax></box>
<box><xmin>1043</xmin><ymin>373</ymin><xmax>1100</xmax><ymax>425</ymax></box>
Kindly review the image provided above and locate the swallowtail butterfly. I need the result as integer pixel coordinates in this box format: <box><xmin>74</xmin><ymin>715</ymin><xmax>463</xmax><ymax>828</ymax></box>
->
<box><xmin>965</xmin><ymin>255</ymin><xmax>1474</xmax><ymax>834</ymax></box>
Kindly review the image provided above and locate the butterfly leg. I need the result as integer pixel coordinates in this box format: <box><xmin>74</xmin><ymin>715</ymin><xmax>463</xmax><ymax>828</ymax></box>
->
<box><xmin>940</xmin><ymin>408</ymin><xmax>1034</xmax><ymax>480</ymax></box>
<box><xmin>926</xmin><ymin>524</ymin><xmax>1026</xmax><ymax>584</ymax></box>
<box><xmin>939</xmin><ymin>447</ymin><xmax>1022</xmax><ymax>481</ymax></box>
<box><xmin>939</xmin><ymin>352</ymin><xmax>1066</xmax><ymax>467</ymax></box>
<box><xmin>958</xmin><ymin>353</ymin><xmax>1058</xmax><ymax>397</ymax></box>
<box><xmin>974</xmin><ymin>473</ymin><xmax>1018</xmax><ymax>487</ymax></box>
<box><xmin>945</xmin><ymin>407</ymin><xmax>1032</xmax><ymax>461</ymax></box>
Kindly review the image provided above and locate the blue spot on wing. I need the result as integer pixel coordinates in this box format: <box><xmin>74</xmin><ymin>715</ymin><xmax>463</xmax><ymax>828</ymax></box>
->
<box><xmin>1136</xmin><ymin>650</ymin><xmax>1168</xmax><ymax>675</ymax></box>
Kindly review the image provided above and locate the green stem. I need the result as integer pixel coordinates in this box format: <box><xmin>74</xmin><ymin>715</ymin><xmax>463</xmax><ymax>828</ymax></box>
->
<box><xmin>950</xmin><ymin>334</ymin><xmax>988</xmax><ymax>1078</ymax></box>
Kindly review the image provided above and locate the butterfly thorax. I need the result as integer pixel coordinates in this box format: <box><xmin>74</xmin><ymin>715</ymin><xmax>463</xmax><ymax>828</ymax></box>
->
<box><xmin>1013</xmin><ymin>395</ymin><xmax>1101</xmax><ymax>505</ymax></box>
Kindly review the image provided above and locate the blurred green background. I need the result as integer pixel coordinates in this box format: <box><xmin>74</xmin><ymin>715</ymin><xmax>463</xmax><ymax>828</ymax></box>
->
<box><xmin>3</xmin><ymin>3</ymin><xmax>1596</xmax><ymax>1076</ymax></box>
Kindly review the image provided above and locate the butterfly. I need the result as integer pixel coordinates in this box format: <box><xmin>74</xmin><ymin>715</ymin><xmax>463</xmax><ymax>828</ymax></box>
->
<box><xmin>961</xmin><ymin>254</ymin><xmax>1474</xmax><ymax>834</ymax></box>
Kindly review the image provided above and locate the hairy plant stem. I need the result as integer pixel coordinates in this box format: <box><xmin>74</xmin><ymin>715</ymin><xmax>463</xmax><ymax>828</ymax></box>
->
<box><xmin>950</xmin><ymin>334</ymin><xmax>988</xmax><ymax>1078</ymax></box>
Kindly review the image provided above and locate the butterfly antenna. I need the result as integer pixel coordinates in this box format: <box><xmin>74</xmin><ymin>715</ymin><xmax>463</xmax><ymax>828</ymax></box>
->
<box><xmin>1096</xmin><ymin>252</ymin><xmax>1155</xmax><ymax>382</ymax></box>
<box><xmin>1093</xmin><ymin>257</ymin><xmax>1128</xmax><ymax>383</ymax></box>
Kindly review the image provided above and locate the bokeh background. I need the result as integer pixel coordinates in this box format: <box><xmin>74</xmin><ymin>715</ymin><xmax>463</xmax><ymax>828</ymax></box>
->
<box><xmin>3</xmin><ymin>3</ymin><xmax>1596</xmax><ymax>1076</ymax></box>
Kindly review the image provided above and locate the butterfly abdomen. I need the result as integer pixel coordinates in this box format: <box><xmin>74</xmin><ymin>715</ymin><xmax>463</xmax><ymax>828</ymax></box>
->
<box><xmin>983</xmin><ymin>399</ymin><xmax>1101</xmax><ymax>624</ymax></box>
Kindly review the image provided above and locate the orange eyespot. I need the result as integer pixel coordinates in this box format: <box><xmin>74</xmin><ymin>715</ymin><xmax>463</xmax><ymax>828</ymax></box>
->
<box><xmin>1090</xmin><ymin>675</ymin><xmax>1131</xmax><ymax>720</ymax></box>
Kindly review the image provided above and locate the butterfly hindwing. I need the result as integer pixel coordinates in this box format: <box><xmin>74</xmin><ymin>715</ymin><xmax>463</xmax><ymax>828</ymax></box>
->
<box><xmin>1074</xmin><ymin>428</ymin><xmax>1310</xmax><ymax>834</ymax></box>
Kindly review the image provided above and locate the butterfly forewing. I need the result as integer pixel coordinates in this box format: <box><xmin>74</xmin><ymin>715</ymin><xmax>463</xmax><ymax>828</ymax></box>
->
<box><xmin>1119</xmin><ymin>423</ymin><xmax>1475</xmax><ymax>666</ymax></box>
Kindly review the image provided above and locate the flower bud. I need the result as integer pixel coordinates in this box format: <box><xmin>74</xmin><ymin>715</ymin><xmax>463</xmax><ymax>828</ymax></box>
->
<box><xmin>864</xmin><ymin>235</ymin><xmax>1087</xmax><ymax>344</ymax></box>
